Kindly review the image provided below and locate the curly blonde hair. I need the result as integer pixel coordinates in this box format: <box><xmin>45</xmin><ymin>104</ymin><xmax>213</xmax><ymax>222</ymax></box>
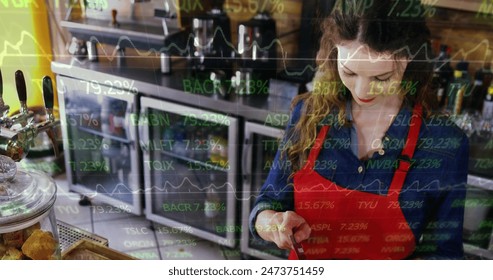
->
<box><xmin>283</xmin><ymin>0</ymin><xmax>438</xmax><ymax>177</ymax></box>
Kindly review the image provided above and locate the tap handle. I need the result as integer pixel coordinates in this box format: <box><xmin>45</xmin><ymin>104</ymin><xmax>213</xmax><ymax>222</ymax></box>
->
<box><xmin>0</xmin><ymin>68</ymin><xmax>3</xmax><ymax>98</ymax></box>
<box><xmin>42</xmin><ymin>76</ymin><xmax>59</xmax><ymax>157</ymax></box>
<box><xmin>111</xmin><ymin>9</ymin><xmax>117</xmax><ymax>23</ymax></box>
<box><xmin>15</xmin><ymin>70</ymin><xmax>27</xmax><ymax>104</ymax></box>
<box><xmin>110</xmin><ymin>9</ymin><xmax>120</xmax><ymax>27</ymax></box>
<box><xmin>0</xmin><ymin>69</ymin><xmax>10</xmax><ymax>120</ymax></box>
<box><xmin>42</xmin><ymin>76</ymin><xmax>54</xmax><ymax>110</ymax></box>
<box><xmin>0</xmin><ymin>69</ymin><xmax>5</xmax><ymax>108</ymax></box>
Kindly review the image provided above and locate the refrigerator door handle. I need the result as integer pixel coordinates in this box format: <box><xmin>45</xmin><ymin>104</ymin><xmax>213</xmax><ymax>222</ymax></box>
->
<box><xmin>138</xmin><ymin>108</ymin><xmax>149</xmax><ymax>153</ymax></box>
<box><xmin>125</xmin><ymin>103</ymin><xmax>137</xmax><ymax>146</ymax></box>
<box><xmin>242</xmin><ymin>136</ymin><xmax>252</xmax><ymax>181</ymax></box>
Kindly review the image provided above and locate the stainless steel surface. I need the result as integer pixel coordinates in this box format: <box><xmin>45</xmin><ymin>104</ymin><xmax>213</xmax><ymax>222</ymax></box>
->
<box><xmin>237</xmin><ymin>13</ymin><xmax>277</xmax><ymax>64</ymax></box>
<box><xmin>0</xmin><ymin>72</ymin><xmax>59</xmax><ymax>162</ymax></box>
<box><xmin>463</xmin><ymin>188</ymin><xmax>491</xmax><ymax>232</ymax></box>
<box><xmin>86</xmin><ymin>41</ymin><xmax>98</xmax><ymax>62</ymax></box>
<box><xmin>464</xmin><ymin>243</ymin><xmax>493</xmax><ymax>259</ymax></box>
<box><xmin>231</xmin><ymin>69</ymin><xmax>254</xmax><ymax>95</ymax></box>
<box><xmin>57</xmin><ymin>220</ymin><xmax>108</xmax><ymax>253</ymax></box>
<box><xmin>193</xmin><ymin>17</ymin><xmax>215</xmax><ymax>59</ymax></box>
<box><xmin>60</xmin><ymin>17</ymin><xmax>182</xmax><ymax>54</ymax></box>
<box><xmin>468</xmin><ymin>174</ymin><xmax>493</xmax><ymax>191</ymax></box>
<box><xmin>160</xmin><ymin>52</ymin><xmax>171</xmax><ymax>74</ymax></box>
<box><xmin>116</xmin><ymin>45</ymin><xmax>126</xmax><ymax>68</ymax></box>
<box><xmin>51</xmin><ymin>58</ymin><xmax>292</xmax><ymax>126</ymax></box>
<box><xmin>61</xmin><ymin>17</ymin><xmax>177</xmax><ymax>42</ymax></box>
<box><xmin>154</xmin><ymin>3</ymin><xmax>177</xmax><ymax>36</ymax></box>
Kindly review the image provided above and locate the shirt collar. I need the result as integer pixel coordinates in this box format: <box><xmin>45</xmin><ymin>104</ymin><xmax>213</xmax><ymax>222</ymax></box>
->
<box><xmin>321</xmin><ymin>101</ymin><xmax>414</xmax><ymax>141</ymax></box>
<box><xmin>383</xmin><ymin>104</ymin><xmax>413</xmax><ymax>142</ymax></box>
<box><xmin>344</xmin><ymin>101</ymin><xmax>413</xmax><ymax>141</ymax></box>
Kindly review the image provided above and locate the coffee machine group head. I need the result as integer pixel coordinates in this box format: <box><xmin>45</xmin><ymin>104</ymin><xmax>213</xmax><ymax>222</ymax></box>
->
<box><xmin>233</xmin><ymin>12</ymin><xmax>277</xmax><ymax>95</ymax></box>
<box><xmin>190</xmin><ymin>4</ymin><xmax>233</xmax><ymax>76</ymax></box>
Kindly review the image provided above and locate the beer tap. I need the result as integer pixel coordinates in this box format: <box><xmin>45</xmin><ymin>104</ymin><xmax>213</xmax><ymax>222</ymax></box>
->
<box><xmin>0</xmin><ymin>69</ymin><xmax>60</xmax><ymax>162</ymax></box>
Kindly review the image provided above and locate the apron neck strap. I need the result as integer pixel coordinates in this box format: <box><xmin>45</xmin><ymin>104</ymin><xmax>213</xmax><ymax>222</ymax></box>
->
<box><xmin>388</xmin><ymin>103</ymin><xmax>423</xmax><ymax>194</ymax></box>
<box><xmin>400</xmin><ymin>104</ymin><xmax>423</xmax><ymax>159</ymax></box>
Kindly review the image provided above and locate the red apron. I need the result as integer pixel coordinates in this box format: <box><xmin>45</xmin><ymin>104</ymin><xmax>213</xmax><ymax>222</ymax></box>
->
<box><xmin>289</xmin><ymin>105</ymin><xmax>423</xmax><ymax>260</ymax></box>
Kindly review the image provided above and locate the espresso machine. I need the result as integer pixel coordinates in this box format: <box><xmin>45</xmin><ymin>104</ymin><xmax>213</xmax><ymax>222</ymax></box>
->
<box><xmin>189</xmin><ymin>1</ymin><xmax>233</xmax><ymax>78</ymax></box>
<box><xmin>232</xmin><ymin>12</ymin><xmax>277</xmax><ymax>95</ymax></box>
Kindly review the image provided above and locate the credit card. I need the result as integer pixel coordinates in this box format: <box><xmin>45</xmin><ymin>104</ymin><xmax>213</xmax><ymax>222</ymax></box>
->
<box><xmin>290</xmin><ymin>235</ymin><xmax>306</xmax><ymax>260</ymax></box>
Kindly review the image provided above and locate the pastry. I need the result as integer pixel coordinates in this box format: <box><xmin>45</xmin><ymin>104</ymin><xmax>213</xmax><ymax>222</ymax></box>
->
<box><xmin>3</xmin><ymin>230</ymin><xmax>24</xmax><ymax>249</ymax></box>
<box><xmin>23</xmin><ymin>223</ymin><xmax>41</xmax><ymax>240</ymax></box>
<box><xmin>0</xmin><ymin>242</ymin><xmax>6</xmax><ymax>258</ymax></box>
<box><xmin>21</xmin><ymin>229</ymin><xmax>57</xmax><ymax>260</ymax></box>
<box><xmin>1</xmin><ymin>247</ymin><xmax>23</xmax><ymax>260</ymax></box>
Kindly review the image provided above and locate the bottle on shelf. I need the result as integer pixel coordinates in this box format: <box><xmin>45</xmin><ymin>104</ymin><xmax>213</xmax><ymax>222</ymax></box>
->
<box><xmin>171</xmin><ymin>122</ymin><xmax>187</xmax><ymax>157</ymax></box>
<box><xmin>468</xmin><ymin>70</ymin><xmax>486</xmax><ymax>113</ymax></box>
<box><xmin>446</xmin><ymin>61</ymin><xmax>471</xmax><ymax>115</ymax></box>
<box><xmin>162</xmin><ymin>127</ymin><xmax>174</xmax><ymax>152</ymax></box>
<box><xmin>191</xmin><ymin>127</ymin><xmax>203</xmax><ymax>161</ymax></box>
<box><xmin>218</xmin><ymin>127</ymin><xmax>228</xmax><ymax>168</ymax></box>
<box><xmin>208</xmin><ymin>126</ymin><xmax>228</xmax><ymax>168</ymax></box>
<box><xmin>108</xmin><ymin>100</ymin><xmax>127</xmax><ymax>137</ymax></box>
<box><xmin>185</xmin><ymin>125</ymin><xmax>195</xmax><ymax>159</ymax></box>
<box><xmin>204</xmin><ymin>175</ymin><xmax>220</xmax><ymax>219</ymax></box>
<box><xmin>470</xmin><ymin>53</ymin><xmax>493</xmax><ymax>112</ymax></box>
<box><xmin>433</xmin><ymin>45</ymin><xmax>454</xmax><ymax>108</ymax></box>
<box><xmin>482</xmin><ymin>86</ymin><xmax>493</xmax><ymax>120</ymax></box>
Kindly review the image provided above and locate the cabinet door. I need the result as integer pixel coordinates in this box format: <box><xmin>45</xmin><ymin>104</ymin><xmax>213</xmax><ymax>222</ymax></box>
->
<box><xmin>57</xmin><ymin>76</ymin><xmax>142</xmax><ymax>214</ymax></box>
<box><xmin>139</xmin><ymin>97</ymin><xmax>238</xmax><ymax>248</ymax></box>
<box><xmin>241</xmin><ymin>121</ymin><xmax>288</xmax><ymax>259</ymax></box>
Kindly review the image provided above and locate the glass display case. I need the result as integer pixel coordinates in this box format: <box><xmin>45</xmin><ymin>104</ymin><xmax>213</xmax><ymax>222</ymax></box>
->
<box><xmin>240</xmin><ymin>121</ymin><xmax>288</xmax><ymax>259</ymax></box>
<box><xmin>57</xmin><ymin>76</ymin><xmax>142</xmax><ymax>214</ymax></box>
<box><xmin>139</xmin><ymin>97</ymin><xmax>239</xmax><ymax>248</ymax></box>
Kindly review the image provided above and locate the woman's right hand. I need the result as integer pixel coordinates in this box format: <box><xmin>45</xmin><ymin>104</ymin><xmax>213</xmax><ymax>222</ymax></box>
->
<box><xmin>255</xmin><ymin>210</ymin><xmax>311</xmax><ymax>250</ymax></box>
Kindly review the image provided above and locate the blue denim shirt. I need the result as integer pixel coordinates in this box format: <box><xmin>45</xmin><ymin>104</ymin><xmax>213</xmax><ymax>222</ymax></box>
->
<box><xmin>250</xmin><ymin>101</ymin><xmax>469</xmax><ymax>259</ymax></box>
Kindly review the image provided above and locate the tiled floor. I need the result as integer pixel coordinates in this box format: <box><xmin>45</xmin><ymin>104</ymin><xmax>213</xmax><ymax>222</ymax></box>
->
<box><xmin>53</xmin><ymin>173</ymin><xmax>242</xmax><ymax>260</ymax></box>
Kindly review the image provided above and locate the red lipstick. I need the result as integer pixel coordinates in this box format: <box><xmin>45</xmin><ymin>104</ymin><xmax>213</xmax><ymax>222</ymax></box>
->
<box><xmin>357</xmin><ymin>97</ymin><xmax>376</xmax><ymax>103</ymax></box>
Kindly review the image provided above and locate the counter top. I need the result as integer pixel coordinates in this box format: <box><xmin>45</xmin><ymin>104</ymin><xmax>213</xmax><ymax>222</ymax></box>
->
<box><xmin>51</xmin><ymin>57</ymin><xmax>293</xmax><ymax>127</ymax></box>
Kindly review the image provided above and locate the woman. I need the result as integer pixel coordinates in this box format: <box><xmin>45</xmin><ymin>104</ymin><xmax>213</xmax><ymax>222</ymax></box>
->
<box><xmin>249</xmin><ymin>0</ymin><xmax>468</xmax><ymax>260</ymax></box>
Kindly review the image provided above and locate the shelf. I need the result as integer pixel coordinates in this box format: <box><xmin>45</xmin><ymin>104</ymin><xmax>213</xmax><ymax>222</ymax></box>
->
<box><xmin>467</xmin><ymin>175</ymin><xmax>493</xmax><ymax>191</ymax></box>
<box><xmin>424</xmin><ymin>1</ymin><xmax>493</xmax><ymax>34</ymax></box>
<box><xmin>78</xmin><ymin>126</ymin><xmax>132</xmax><ymax>144</ymax></box>
<box><xmin>431</xmin><ymin>0</ymin><xmax>490</xmax><ymax>15</ymax></box>
<box><xmin>60</xmin><ymin>17</ymin><xmax>185</xmax><ymax>52</ymax></box>
<box><xmin>160</xmin><ymin>150</ymin><xmax>230</xmax><ymax>173</ymax></box>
